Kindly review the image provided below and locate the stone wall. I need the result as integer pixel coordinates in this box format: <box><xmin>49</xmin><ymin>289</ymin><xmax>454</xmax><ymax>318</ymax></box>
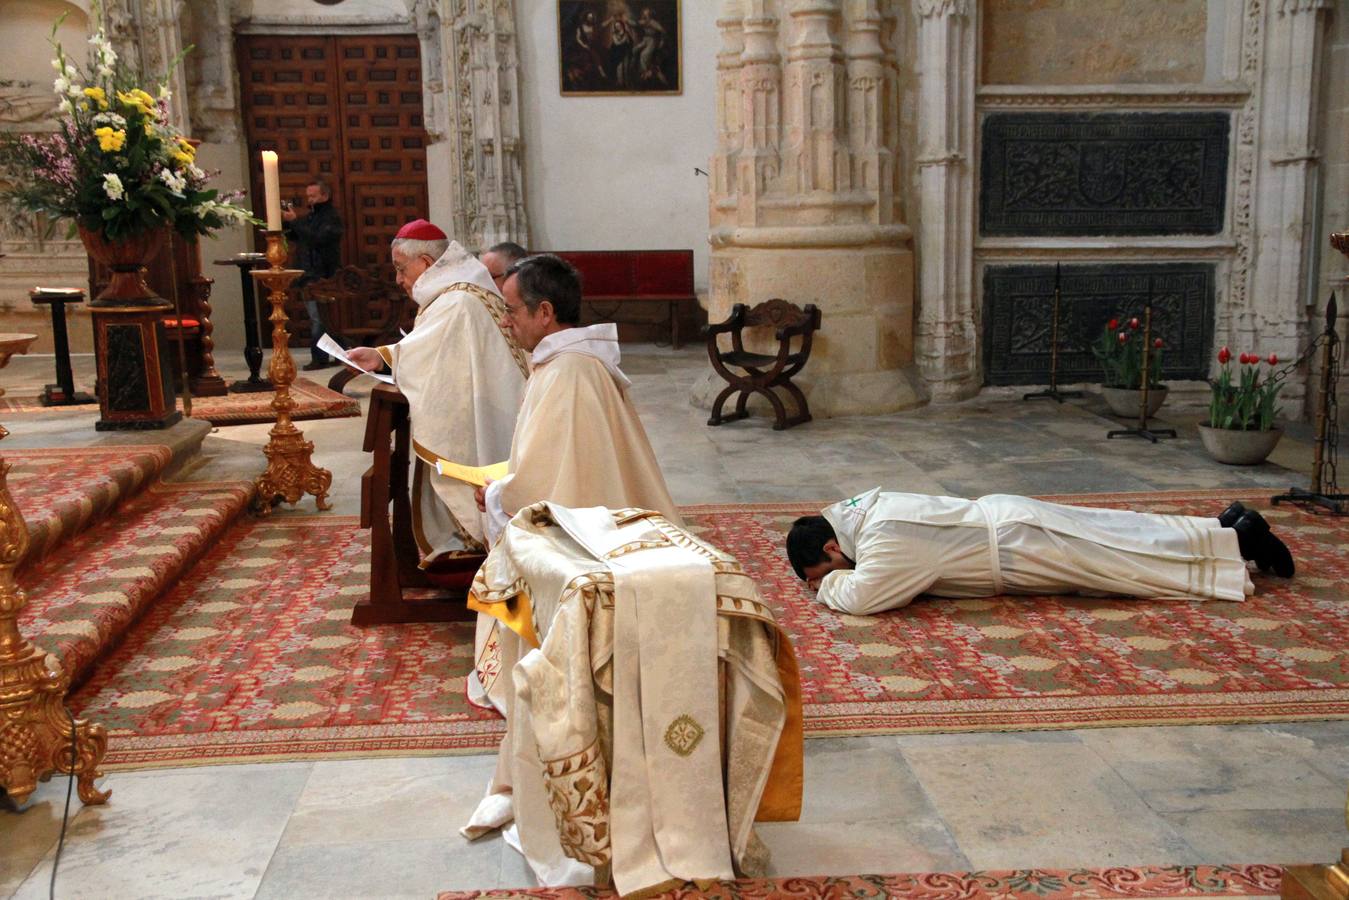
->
<box><xmin>981</xmin><ymin>0</ymin><xmax>1207</xmax><ymax>86</ymax></box>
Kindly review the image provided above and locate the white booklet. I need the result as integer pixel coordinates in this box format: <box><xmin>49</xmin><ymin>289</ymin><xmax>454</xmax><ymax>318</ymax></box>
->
<box><xmin>317</xmin><ymin>334</ymin><xmax>395</xmax><ymax>384</ymax></box>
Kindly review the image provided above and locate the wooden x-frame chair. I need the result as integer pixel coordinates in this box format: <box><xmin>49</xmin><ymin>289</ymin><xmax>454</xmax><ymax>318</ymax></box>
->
<box><xmin>703</xmin><ymin>298</ymin><xmax>821</xmax><ymax>431</ymax></box>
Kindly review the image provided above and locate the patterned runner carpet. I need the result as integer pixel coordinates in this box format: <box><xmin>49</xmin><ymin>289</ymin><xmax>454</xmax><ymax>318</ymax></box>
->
<box><xmin>70</xmin><ymin>492</ymin><xmax>1348</xmax><ymax>769</ymax></box>
<box><xmin>435</xmin><ymin>864</ymin><xmax>1284</xmax><ymax>899</ymax></box>
<box><xmin>0</xmin><ymin>377</ymin><xmax>359</xmax><ymax>426</ymax></box>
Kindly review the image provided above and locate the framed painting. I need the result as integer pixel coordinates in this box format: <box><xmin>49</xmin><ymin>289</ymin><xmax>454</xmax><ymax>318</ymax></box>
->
<box><xmin>559</xmin><ymin>1</ymin><xmax>681</xmax><ymax>96</ymax></box>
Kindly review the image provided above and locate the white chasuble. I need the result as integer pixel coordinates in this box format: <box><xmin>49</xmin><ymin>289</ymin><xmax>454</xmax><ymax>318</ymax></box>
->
<box><xmin>817</xmin><ymin>489</ymin><xmax>1254</xmax><ymax>616</ymax></box>
<box><xmin>462</xmin><ymin>503</ymin><xmax>803</xmax><ymax>896</ymax></box>
<box><xmin>374</xmin><ymin>242</ymin><xmax>528</xmax><ymax>562</ymax></box>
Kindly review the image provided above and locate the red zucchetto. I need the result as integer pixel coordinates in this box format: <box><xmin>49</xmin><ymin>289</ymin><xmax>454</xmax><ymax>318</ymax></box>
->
<box><xmin>395</xmin><ymin>218</ymin><xmax>447</xmax><ymax>241</ymax></box>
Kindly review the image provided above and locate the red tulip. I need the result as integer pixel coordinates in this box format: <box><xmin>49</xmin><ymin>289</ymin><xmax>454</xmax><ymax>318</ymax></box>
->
<box><xmin>1217</xmin><ymin>346</ymin><xmax>1231</xmax><ymax>364</ymax></box>
<box><xmin>1118</xmin><ymin>332</ymin><xmax>1128</xmax><ymax>344</ymax></box>
<box><xmin>1153</xmin><ymin>338</ymin><xmax>1163</xmax><ymax>348</ymax></box>
<box><xmin>1267</xmin><ymin>353</ymin><xmax>1278</xmax><ymax>365</ymax></box>
<box><xmin>1107</xmin><ymin>318</ymin><xmax>1119</xmax><ymax>331</ymax></box>
<box><xmin>1239</xmin><ymin>353</ymin><xmax>1252</xmax><ymax>365</ymax></box>
<box><xmin>1129</xmin><ymin>317</ymin><xmax>1140</xmax><ymax>330</ymax></box>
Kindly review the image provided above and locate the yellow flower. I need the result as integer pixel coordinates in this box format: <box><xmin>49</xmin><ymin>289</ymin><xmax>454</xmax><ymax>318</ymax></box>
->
<box><xmin>171</xmin><ymin>150</ymin><xmax>194</xmax><ymax>167</ymax></box>
<box><xmin>116</xmin><ymin>89</ymin><xmax>154</xmax><ymax>117</ymax></box>
<box><xmin>82</xmin><ymin>86</ymin><xmax>108</xmax><ymax>110</ymax></box>
<box><xmin>94</xmin><ymin>126</ymin><xmax>126</xmax><ymax>153</ymax></box>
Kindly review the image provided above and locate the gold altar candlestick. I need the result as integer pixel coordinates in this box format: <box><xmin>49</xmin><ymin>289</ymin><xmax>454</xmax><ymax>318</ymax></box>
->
<box><xmin>251</xmin><ymin>232</ymin><xmax>332</xmax><ymax>515</ymax></box>
<box><xmin>0</xmin><ymin>335</ymin><xmax>109</xmax><ymax>807</ymax></box>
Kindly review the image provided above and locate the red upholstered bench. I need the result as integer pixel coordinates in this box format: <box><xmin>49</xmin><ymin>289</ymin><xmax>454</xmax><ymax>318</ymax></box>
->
<box><xmin>550</xmin><ymin>250</ymin><xmax>697</xmax><ymax>348</ymax></box>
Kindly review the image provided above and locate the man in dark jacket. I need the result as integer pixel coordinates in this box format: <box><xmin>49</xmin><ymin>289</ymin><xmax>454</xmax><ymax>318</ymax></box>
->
<box><xmin>283</xmin><ymin>179</ymin><xmax>344</xmax><ymax>369</ymax></box>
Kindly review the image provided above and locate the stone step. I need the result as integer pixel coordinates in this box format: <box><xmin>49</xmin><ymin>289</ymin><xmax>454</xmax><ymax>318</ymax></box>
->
<box><xmin>17</xmin><ymin>478</ymin><xmax>254</xmax><ymax>688</ymax></box>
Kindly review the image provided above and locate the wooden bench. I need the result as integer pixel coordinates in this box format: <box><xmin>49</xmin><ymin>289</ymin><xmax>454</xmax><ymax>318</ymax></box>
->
<box><xmin>551</xmin><ymin>250</ymin><xmax>698</xmax><ymax>348</ymax></box>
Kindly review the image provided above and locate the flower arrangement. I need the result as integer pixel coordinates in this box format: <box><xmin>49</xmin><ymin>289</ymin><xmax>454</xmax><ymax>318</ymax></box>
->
<box><xmin>0</xmin><ymin>6</ymin><xmax>255</xmax><ymax>242</ymax></box>
<box><xmin>1208</xmin><ymin>347</ymin><xmax>1284</xmax><ymax>431</ymax></box>
<box><xmin>1092</xmin><ymin>315</ymin><xmax>1165</xmax><ymax>389</ymax></box>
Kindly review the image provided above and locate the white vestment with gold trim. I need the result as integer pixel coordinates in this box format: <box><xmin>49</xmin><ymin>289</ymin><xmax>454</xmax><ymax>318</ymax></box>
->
<box><xmin>461</xmin><ymin>503</ymin><xmax>802</xmax><ymax>896</ymax></box>
<box><xmin>375</xmin><ymin>242</ymin><xmax>528</xmax><ymax>561</ymax></box>
<box><xmin>816</xmin><ymin>489</ymin><xmax>1254</xmax><ymax>616</ymax></box>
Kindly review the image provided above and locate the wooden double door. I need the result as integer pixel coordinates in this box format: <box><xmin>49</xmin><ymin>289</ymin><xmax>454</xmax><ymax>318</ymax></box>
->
<box><xmin>237</xmin><ymin>33</ymin><xmax>430</xmax><ymax>277</ymax></box>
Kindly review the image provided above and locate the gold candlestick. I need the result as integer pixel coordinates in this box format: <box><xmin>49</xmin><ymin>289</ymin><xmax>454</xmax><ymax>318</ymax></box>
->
<box><xmin>0</xmin><ymin>335</ymin><xmax>109</xmax><ymax>807</ymax></box>
<box><xmin>251</xmin><ymin>232</ymin><xmax>332</xmax><ymax>515</ymax></box>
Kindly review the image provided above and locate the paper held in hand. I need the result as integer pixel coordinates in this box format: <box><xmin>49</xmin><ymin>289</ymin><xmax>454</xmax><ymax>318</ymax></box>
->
<box><xmin>317</xmin><ymin>334</ymin><xmax>395</xmax><ymax>384</ymax></box>
<box><xmin>435</xmin><ymin>458</ymin><xmax>509</xmax><ymax>487</ymax></box>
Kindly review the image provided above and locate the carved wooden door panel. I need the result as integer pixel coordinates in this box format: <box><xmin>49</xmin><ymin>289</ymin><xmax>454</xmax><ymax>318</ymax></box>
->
<box><xmin>237</xmin><ymin>34</ymin><xmax>428</xmax><ymax>340</ymax></box>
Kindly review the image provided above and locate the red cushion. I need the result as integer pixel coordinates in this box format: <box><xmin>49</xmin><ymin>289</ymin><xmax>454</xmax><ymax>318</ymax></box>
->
<box><xmin>162</xmin><ymin>317</ymin><xmax>201</xmax><ymax>329</ymax></box>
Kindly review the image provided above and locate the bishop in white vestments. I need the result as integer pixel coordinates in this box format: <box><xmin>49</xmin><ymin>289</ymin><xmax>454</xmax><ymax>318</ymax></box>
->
<box><xmin>788</xmin><ymin>489</ymin><xmax>1296</xmax><ymax>616</ymax></box>
<box><xmin>348</xmin><ymin>220</ymin><xmax>529</xmax><ymax>563</ymax></box>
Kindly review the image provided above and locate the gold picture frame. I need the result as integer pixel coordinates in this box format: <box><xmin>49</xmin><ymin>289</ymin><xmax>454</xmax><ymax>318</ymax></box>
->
<box><xmin>559</xmin><ymin>1</ymin><xmax>682</xmax><ymax>96</ymax></box>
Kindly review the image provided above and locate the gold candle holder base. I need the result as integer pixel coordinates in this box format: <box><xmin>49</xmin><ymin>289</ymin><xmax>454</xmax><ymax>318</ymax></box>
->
<box><xmin>251</xmin><ymin>232</ymin><xmax>332</xmax><ymax>515</ymax></box>
<box><xmin>0</xmin><ymin>346</ymin><xmax>108</xmax><ymax>805</ymax></box>
<box><xmin>1281</xmin><ymin>850</ymin><xmax>1349</xmax><ymax>900</ymax></box>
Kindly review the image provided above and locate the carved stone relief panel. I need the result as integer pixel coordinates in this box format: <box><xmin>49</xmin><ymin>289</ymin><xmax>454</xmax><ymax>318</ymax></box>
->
<box><xmin>980</xmin><ymin>112</ymin><xmax>1230</xmax><ymax>237</ymax></box>
<box><xmin>982</xmin><ymin>263</ymin><xmax>1215</xmax><ymax>386</ymax></box>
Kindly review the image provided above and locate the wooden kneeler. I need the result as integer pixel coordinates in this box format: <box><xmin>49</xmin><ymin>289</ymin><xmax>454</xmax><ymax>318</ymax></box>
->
<box><xmin>352</xmin><ymin>384</ymin><xmax>480</xmax><ymax>626</ymax></box>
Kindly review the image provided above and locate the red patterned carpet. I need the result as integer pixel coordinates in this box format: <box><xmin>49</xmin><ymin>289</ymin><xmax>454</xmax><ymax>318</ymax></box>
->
<box><xmin>0</xmin><ymin>377</ymin><xmax>359</xmax><ymax>426</ymax></box>
<box><xmin>71</xmin><ymin>492</ymin><xmax>1348</xmax><ymax>769</ymax></box>
<box><xmin>7</xmin><ymin>445</ymin><xmax>172</xmax><ymax>562</ymax></box>
<box><xmin>436</xmin><ymin>864</ymin><xmax>1284</xmax><ymax>899</ymax></box>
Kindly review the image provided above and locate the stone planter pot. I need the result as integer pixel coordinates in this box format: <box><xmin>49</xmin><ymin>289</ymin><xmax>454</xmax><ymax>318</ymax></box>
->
<box><xmin>1197</xmin><ymin>424</ymin><xmax>1283</xmax><ymax>465</ymax></box>
<box><xmin>79</xmin><ymin>226</ymin><xmax>170</xmax><ymax>308</ymax></box>
<box><xmin>1102</xmin><ymin>385</ymin><xmax>1167</xmax><ymax>418</ymax></box>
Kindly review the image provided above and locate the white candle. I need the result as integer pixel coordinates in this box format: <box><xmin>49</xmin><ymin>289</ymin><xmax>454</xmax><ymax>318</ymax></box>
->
<box><xmin>261</xmin><ymin>151</ymin><xmax>281</xmax><ymax>231</ymax></box>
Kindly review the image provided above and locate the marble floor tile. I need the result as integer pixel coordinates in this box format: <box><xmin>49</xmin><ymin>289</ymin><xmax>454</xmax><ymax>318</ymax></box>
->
<box><xmin>0</xmin><ymin>795</ymin><xmax>70</xmax><ymax>896</ymax></box>
<box><xmin>1078</xmin><ymin>725</ymin><xmax>1346</xmax><ymax>813</ymax></box>
<box><xmin>1159</xmin><ymin>808</ymin><xmax>1349</xmax><ymax>866</ymax></box>
<box><xmin>278</xmin><ymin>754</ymin><xmax>497</xmax><ymax>848</ymax></box>
<box><xmin>900</xmin><ymin>741</ymin><xmax>1199</xmax><ymax>870</ymax></box>
<box><xmin>12</xmin><ymin>763</ymin><xmax>312</xmax><ymax>900</ymax></box>
<box><xmin>756</xmin><ymin>820</ymin><xmax>969</xmax><ymax>878</ymax></box>
<box><xmin>798</xmin><ymin>737</ymin><xmax>936</xmax><ymax>824</ymax></box>
<box><xmin>254</xmin><ymin>835</ymin><xmax>501</xmax><ymax>899</ymax></box>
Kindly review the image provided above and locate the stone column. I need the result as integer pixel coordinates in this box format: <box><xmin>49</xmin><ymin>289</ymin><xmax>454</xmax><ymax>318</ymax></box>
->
<box><xmin>103</xmin><ymin>0</ymin><xmax>193</xmax><ymax>132</ymax></box>
<box><xmin>413</xmin><ymin>0</ymin><xmax>529</xmax><ymax>251</ymax></box>
<box><xmin>705</xmin><ymin>0</ymin><xmax>922</xmax><ymax>417</ymax></box>
<box><xmin>913</xmin><ymin>0</ymin><xmax>977</xmax><ymax>400</ymax></box>
<box><xmin>1229</xmin><ymin>0</ymin><xmax>1333</xmax><ymax>414</ymax></box>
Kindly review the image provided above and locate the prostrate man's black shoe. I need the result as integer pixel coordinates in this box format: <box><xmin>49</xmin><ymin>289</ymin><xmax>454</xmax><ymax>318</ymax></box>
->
<box><xmin>1217</xmin><ymin>501</ymin><xmax>1247</xmax><ymax>529</ymax></box>
<box><xmin>1232</xmin><ymin>509</ymin><xmax>1295</xmax><ymax>578</ymax></box>
<box><xmin>302</xmin><ymin>360</ymin><xmax>332</xmax><ymax>372</ymax></box>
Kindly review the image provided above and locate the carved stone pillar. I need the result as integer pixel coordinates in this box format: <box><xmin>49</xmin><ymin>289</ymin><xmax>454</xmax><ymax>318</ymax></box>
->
<box><xmin>913</xmin><ymin>0</ymin><xmax>977</xmax><ymax>400</ymax></box>
<box><xmin>102</xmin><ymin>0</ymin><xmax>193</xmax><ymax>133</ymax></box>
<box><xmin>412</xmin><ymin>0</ymin><xmax>529</xmax><ymax>250</ymax></box>
<box><xmin>1229</xmin><ymin>0</ymin><xmax>1333</xmax><ymax>415</ymax></box>
<box><xmin>706</xmin><ymin>0</ymin><xmax>922</xmax><ymax>418</ymax></box>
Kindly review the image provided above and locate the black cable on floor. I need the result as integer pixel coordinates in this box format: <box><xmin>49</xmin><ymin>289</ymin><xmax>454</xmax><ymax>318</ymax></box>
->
<box><xmin>50</xmin><ymin>707</ymin><xmax>77</xmax><ymax>900</ymax></box>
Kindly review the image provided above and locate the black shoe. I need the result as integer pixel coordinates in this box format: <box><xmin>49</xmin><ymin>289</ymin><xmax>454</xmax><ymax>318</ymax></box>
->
<box><xmin>1233</xmin><ymin>510</ymin><xmax>1295</xmax><ymax>578</ymax></box>
<box><xmin>1217</xmin><ymin>501</ymin><xmax>1247</xmax><ymax>529</ymax></box>
<box><xmin>302</xmin><ymin>360</ymin><xmax>332</xmax><ymax>372</ymax></box>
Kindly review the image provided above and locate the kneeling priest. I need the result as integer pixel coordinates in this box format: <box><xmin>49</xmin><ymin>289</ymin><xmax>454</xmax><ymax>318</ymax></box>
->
<box><xmin>461</xmin><ymin>501</ymin><xmax>802</xmax><ymax>895</ymax></box>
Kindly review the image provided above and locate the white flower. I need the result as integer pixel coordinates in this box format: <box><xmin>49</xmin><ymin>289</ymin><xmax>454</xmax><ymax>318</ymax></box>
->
<box><xmin>93</xmin><ymin>112</ymin><xmax>127</xmax><ymax>128</ymax></box>
<box><xmin>103</xmin><ymin>173</ymin><xmax>125</xmax><ymax>201</ymax></box>
<box><xmin>53</xmin><ymin>76</ymin><xmax>70</xmax><ymax>94</ymax></box>
<box><xmin>158</xmin><ymin>85</ymin><xmax>172</xmax><ymax>102</ymax></box>
<box><xmin>98</xmin><ymin>65</ymin><xmax>115</xmax><ymax>78</ymax></box>
<box><xmin>51</xmin><ymin>57</ymin><xmax>65</xmax><ymax>72</ymax></box>
<box><xmin>187</xmin><ymin>164</ymin><xmax>206</xmax><ymax>181</ymax></box>
<box><xmin>158</xmin><ymin>168</ymin><xmax>186</xmax><ymax>193</ymax></box>
<box><xmin>57</xmin><ymin>98</ymin><xmax>74</xmax><ymax>115</ymax></box>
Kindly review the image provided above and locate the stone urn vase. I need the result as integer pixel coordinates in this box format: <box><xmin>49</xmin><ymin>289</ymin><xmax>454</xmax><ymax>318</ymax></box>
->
<box><xmin>1197</xmin><ymin>424</ymin><xmax>1283</xmax><ymax>466</ymax></box>
<box><xmin>1102</xmin><ymin>385</ymin><xmax>1167</xmax><ymax>418</ymax></box>
<box><xmin>78</xmin><ymin>226</ymin><xmax>170</xmax><ymax>309</ymax></box>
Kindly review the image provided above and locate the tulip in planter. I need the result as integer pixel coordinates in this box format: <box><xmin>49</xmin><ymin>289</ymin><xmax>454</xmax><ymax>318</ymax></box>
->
<box><xmin>1198</xmin><ymin>347</ymin><xmax>1285</xmax><ymax>465</ymax></box>
<box><xmin>1092</xmin><ymin>316</ymin><xmax>1167</xmax><ymax>417</ymax></box>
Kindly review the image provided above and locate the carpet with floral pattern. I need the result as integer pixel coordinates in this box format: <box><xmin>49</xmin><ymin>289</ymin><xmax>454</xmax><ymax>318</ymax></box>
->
<box><xmin>7</xmin><ymin>444</ymin><xmax>173</xmax><ymax>563</ymax></box>
<box><xmin>0</xmin><ymin>377</ymin><xmax>359</xmax><ymax>426</ymax></box>
<box><xmin>71</xmin><ymin>491</ymin><xmax>1348</xmax><ymax>769</ymax></box>
<box><xmin>435</xmin><ymin>864</ymin><xmax>1284</xmax><ymax>899</ymax></box>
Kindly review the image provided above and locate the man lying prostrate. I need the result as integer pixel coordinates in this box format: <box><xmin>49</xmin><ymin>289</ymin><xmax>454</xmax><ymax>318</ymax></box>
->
<box><xmin>786</xmin><ymin>490</ymin><xmax>1294</xmax><ymax>616</ymax></box>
